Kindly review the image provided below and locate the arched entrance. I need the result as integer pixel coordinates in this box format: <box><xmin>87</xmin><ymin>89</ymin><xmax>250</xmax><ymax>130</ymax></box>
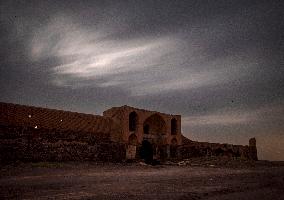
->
<box><xmin>140</xmin><ymin>140</ymin><xmax>153</xmax><ymax>164</ymax></box>
<box><xmin>142</xmin><ymin>114</ymin><xmax>166</xmax><ymax>162</ymax></box>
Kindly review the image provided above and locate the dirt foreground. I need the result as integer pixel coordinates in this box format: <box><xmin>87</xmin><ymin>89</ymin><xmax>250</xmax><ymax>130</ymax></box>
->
<box><xmin>1</xmin><ymin>161</ymin><xmax>284</xmax><ymax>200</ymax></box>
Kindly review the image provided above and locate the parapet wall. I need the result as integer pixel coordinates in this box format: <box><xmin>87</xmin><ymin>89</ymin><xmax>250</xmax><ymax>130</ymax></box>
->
<box><xmin>0</xmin><ymin>102</ymin><xmax>121</xmax><ymax>139</ymax></box>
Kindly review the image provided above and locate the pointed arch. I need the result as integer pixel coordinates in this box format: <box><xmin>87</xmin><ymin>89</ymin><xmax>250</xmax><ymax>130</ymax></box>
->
<box><xmin>143</xmin><ymin>114</ymin><xmax>166</xmax><ymax>135</ymax></box>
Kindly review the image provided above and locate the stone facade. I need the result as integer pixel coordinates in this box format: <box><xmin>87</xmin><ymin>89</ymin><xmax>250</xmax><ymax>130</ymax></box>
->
<box><xmin>0</xmin><ymin>102</ymin><xmax>257</xmax><ymax>163</ymax></box>
<box><xmin>103</xmin><ymin>105</ymin><xmax>182</xmax><ymax>160</ymax></box>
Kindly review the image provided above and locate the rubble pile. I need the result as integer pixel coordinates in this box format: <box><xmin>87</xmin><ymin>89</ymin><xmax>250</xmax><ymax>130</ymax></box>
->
<box><xmin>177</xmin><ymin>156</ymin><xmax>257</xmax><ymax>168</ymax></box>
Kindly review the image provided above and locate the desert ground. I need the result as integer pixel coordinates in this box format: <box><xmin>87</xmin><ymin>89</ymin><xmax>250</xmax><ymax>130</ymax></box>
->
<box><xmin>1</xmin><ymin>160</ymin><xmax>284</xmax><ymax>200</ymax></box>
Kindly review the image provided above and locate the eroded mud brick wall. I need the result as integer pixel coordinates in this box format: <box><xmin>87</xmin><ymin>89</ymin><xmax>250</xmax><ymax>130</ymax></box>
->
<box><xmin>178</xmin><ymin>136</ymin><xmax>257</xmax><ymax>160</ymax></box>
<box><xmin>0</xmin><ymin>102</ymin><xmax>125</xmax><ymax>163</ymax></box>
<box><xmin>249</xmin><ymin>138</ymin><xmax>258</xmax><ymax>160</ymax></box>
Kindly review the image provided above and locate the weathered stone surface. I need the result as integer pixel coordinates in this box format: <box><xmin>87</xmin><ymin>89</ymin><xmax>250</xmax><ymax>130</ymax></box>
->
<box><xmin>177</xmin><ymin>139</ymin><xmax>256</xmax><ymax>160</ymax></box>
<box><xmin>0</xmin><ymin>125</ymin><xmax>125</xmax><ymax>163</ymax></box>
<box><xmin>0</xmin><ymin>102</ymin><xmax>258</xmax><ymax>163</ymax></box>
<box><xmin>103</xmin><ymin>105</ymin><xmax>182</xmax><ymax>145</ymax></box>
<box><xmin>0</xmin><ymin>102</ymin><xmax>120</xmax><ymax>137</ymax></box>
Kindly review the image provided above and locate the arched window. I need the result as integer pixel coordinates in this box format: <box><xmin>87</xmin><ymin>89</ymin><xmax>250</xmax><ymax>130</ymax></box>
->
<box><xmin>129</xmin><ymin>111</ymin><xmax>138</xmax><ymax>132</ymax></box>
<box><xmin>171</xmin><ymin>118</ymin><xmax>177</xmax><ymax>135</ymax></box>
<box><xmin>143</xmin><ymin>114</ymin><xmax>166</xmax><ymax>135</ymax></box>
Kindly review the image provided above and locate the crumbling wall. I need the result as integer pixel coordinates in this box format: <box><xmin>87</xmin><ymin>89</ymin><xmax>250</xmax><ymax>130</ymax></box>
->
<box><xmin>178</xmin><ymin>137</ymin><xmax>257</xmax><ymax>160</ymax></box>
<box><xmin>0</xmin><ymin>102</ymin><xmax>258</xmax><ymax>163</ymax></box>
<box><xmin>0</xmin><ymin>125</ymin><xmax>126</xmax><ymax>163</ymax></box>
<box><xmin>249</xmin><ymin>138</ymin><xmax>258</xmax><ymax>160</ymax></box>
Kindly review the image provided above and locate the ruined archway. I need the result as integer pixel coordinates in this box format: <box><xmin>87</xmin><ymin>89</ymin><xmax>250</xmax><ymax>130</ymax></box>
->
<box><xmin>143</xmin><ymin>114</ymin><xmax>166</xmax><ymax>136</ymax></box>
<box><xmin>129</xmin><ymin>111</ymin><xmax>138</xmax><ymax>132</ymax></box>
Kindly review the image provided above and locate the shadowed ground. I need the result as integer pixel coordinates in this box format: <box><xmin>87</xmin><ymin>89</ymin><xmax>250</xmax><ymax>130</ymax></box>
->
<box><xmin>0</xmin><ymin>161</ymin><xmax>284</xmax><ymax>200</ymax></box>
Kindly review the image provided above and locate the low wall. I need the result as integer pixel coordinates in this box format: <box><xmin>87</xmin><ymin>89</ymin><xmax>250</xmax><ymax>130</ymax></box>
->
<box><xmin>0</xmin><ymin>125</ymin><xmax>126</xmax><ymax>163</ymax></box>
<box><xmin>178</xmin><ymin>141</ymin><xmax>257</xmax><ymax>160</ymax></box>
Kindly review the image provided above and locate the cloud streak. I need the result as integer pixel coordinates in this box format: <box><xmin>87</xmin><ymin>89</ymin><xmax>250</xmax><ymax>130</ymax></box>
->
<box><xmin>29</xmin><ymin>14</ymin><xmax>259</xmax><ymax>97</ymax></box>
<box><xmin>183</xmin><ymin>103</ymin><xmax>284</xmax><ymax>127</ymax></box>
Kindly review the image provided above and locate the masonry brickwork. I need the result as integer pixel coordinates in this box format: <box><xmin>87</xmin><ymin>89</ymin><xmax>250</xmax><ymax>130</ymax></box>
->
<box><xmin>0</xmin><ymin>102</ymin><xmax>257</xmax><ymax>163</ymax></box>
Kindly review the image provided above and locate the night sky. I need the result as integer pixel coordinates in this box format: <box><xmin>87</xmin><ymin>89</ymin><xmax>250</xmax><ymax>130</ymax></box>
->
<box><xmin>1</xmin><ymin>0</ymin><xmax>283</xmax><ymax>160</ymax></box>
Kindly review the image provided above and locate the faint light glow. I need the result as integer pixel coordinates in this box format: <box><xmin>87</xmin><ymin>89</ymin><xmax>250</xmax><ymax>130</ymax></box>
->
<box><xmin>29</xmin><ymin>15</ymin><xmax>257</xmax><ymax>96</ymax></box>
<box><xmin>34</xmin><ymin>125</ymin><xmax>38</xmax><ymax>129</ymax></box>
<box><xmin>28</xmin><ymin>115</ymin><xmax>31</xmax><ymax>118</ymax></box>
<box><xmin>183</xmin><ymin>112</ymin><xmax>254</xmax><ymax>126</ymax></box>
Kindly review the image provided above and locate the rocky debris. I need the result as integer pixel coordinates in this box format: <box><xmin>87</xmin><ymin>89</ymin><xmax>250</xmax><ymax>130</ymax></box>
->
<box><xmin>175</xmin><ymin>156</ymin><xmax>259</xmax><ymax>168</ymax></box>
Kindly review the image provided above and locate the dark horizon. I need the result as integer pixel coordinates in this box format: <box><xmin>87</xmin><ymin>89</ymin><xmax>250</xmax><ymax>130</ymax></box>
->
<box><xmin>0</xmin><ymin>0</ymin><xmax>283</xmax><ymax>161</ymax></box>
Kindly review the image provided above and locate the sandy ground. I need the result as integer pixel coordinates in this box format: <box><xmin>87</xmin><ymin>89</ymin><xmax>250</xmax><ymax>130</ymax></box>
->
<box><xmin>0</xmin><ymin>162</ymin><xmax>284</xmax><ymax>200</ymax></box>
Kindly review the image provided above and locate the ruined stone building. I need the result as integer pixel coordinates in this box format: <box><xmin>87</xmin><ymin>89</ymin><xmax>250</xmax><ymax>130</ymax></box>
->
<box><xmin>0</xmin><ymin>102</ymin><xmax>257</xmax><ymax>163</ymax></box>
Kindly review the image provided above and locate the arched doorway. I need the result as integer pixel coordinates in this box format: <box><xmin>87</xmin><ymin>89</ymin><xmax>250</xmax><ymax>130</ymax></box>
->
<box><xmin>129</xmin><ymin>111</ymin><xmax>138</xmax><ymax>132</ymax></box>
<box><xmin>140</xmin><ymin>140</ymin><xmax>153</xmax><ymax>164</ymax></box>
<box><xmin>142</xmin><ymin>114</ymin><xmax>166</xmax><ymax>162</ymax></box>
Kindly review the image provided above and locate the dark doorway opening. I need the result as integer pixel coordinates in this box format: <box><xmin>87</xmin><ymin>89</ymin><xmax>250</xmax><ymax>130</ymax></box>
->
<box><xmin>143</xmin><ymin>124</ymin><xmax>149</xmax><ymax>134</ymax></box>
<box><xmin>140</xmin><ymin>140</ymin><xmax>153</xmax><ymax>164</ymax></box>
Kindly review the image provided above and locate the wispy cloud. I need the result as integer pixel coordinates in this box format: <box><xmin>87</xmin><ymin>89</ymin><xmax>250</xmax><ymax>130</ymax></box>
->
<box><xmin>183</xmin><ymin>104</ymin><xmax>284</xmax><ymax>127</ymax></box>
<box><xmin>30</xmin><ymin>16</ymin><xmax>181</xmax><ymax>85</ymax></box>
<box><xmin>183</xmin><ymin>113</ymin><xmax>253</xmax><ymax>126</ymax></box>
<box><xmin>29</xmin><ymin>15</ymin><xmax>258</xmax><ymax>96</ymax></box>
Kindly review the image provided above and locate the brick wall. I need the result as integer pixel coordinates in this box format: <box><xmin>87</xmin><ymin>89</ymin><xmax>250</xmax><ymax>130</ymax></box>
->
<box><xmin>177</xmin><ymin>139</ymin><xmax>257</xmax><ymax>160</ymax></box>
<box><xmin>0</xmin><ymin>125</ymin><xmax>126</xmax><ymax>163</ymax></box>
